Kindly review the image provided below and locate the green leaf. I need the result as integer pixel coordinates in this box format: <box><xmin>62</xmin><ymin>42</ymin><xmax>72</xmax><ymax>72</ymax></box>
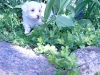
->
<box><xmin>79</xmin><ymin>44</ymin><xmax>85</xmax><ymax>48</ymax></box>
<box><xmin>86</xmin><ymin>2</ymin><xmax>96</xmax><ymax>17</ymax></box>
<box><xmin>56</xmin><ymin>14</ymin><xmax>74</xmax><ymax>27</ymax></box>
<box><xmin>75</xmin><ymin>0</ymin><xmax>93</xmax><ymax>16</ymax></box>
<box><xmin>53</xmin><ymin>0</ymin><xmax>60</xmax><ymax>14</ymax></box>
<box><xmin>95</xmin><ymin>72</ymin><xmax>98</xmax><ymax>75</ymax></box>
<box><xmin>58</xmin><ymin>0</ymin><xmax>72</xmax><ymax>14</ymax></box>
<box><xmin>67</xmin><ymin>5</ymin><xmax>75</xmax><ymax>18</ymax></box>
<box><xmin>48</xmin><ymin>55</ymin><xmax>56</xmax><ymax>64</ymax></box>
<box><xmin>77</xmin><ymin>19</ymin><xmax>92</xmax><ymax>26</ymax></box>
<box><xmin>43</xmin><ymin>0</ymin><xmax>55</xmax><ymax>22</ymax></box>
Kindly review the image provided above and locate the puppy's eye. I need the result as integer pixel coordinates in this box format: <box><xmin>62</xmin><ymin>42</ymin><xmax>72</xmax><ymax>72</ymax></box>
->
<box><xmin>39</xmin><ymin>10</ymin><xmax>41</xmax><ymax>12</ymax></box>
<box><xmin>31</xmin><ymin>9</ymin><xmax>34</xmax><ymax>12</ymax></box>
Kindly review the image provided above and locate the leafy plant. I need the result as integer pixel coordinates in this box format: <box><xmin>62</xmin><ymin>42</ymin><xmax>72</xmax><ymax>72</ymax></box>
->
<box><xmin>75</xmin><ymin>0</ymin><xmax>100</xmax><ymax>26</ymax></box>
<box><xmin>43</xmin><ymin>0</ymin><xmax>75</xmax><ymax>27</ymax></box>
<box><xmin>34</xmin><ymin>44</ymin><xmax>80</xmax><ymax>75</ymax></box>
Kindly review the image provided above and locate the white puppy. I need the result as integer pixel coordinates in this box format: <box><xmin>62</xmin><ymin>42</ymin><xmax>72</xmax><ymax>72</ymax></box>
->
<box><xmin>21</xmin><ymin>1</ymin><xmax>47</xmax><ymax>34</ymax></box>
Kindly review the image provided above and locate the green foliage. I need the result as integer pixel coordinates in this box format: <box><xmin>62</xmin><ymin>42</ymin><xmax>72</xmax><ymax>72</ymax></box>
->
<box><xmin>34</xmin><ymin>44</ymin><xmax>80</xmax><ymax>75</ymax></box>
<box><xmin>75</xmin><ymin>0</ymin><xmax>93</xmax><ymax>16</ymax></box>
<box><xmin>56</xmin><ymin>14</ymin><xmax>74</xmax><ymax>27</ymax></box>
<box><xmin>43</xmin><ymin>0</ymin><xmax>75</xmax><ymax>27</ymax></box>
<box><xmin>75</xmin><ymin>0</ymin><xmax>100</xmax><ymax>26</ymax></box>
<box><xmin>95</xmin><ymin>72</ymin><xmax>99</xmax><ymax>75</ymax></box>
<box><xmin>0</xmin><ymin>0</ymin><xmax>28</xmax><ymax>11</ymax></box>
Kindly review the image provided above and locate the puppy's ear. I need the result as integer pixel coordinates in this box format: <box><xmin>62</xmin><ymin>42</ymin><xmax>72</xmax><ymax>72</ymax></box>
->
<box><xmin>40</xmin><ymin>2</ymin><xmax>43</xmax><ymax>8</ymax></box>
<box><xmin>21</xmin><ymin>1</ymin><xmax>28</xmax><ymax>12</ymax></box>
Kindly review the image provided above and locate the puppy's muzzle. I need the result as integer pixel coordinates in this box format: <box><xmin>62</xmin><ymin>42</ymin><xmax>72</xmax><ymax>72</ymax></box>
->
<box><xmin>36</xmin><ymin>15</ymin><xmax>40</xmax><ymax>19</ymax></box>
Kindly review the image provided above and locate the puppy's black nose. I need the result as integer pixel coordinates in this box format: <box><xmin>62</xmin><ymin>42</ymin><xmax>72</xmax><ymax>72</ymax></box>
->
<box><xmin>37</xmin><ymin>15</ymin><xmax>40</xmax><ymax>19</ymax></box>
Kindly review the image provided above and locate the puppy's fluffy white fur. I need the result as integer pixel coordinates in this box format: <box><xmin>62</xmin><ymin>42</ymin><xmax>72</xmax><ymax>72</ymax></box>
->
<box><xmin>21</xmin><ymin>1</ymin><xmax>47</xmax><ymax>34</ymax></box>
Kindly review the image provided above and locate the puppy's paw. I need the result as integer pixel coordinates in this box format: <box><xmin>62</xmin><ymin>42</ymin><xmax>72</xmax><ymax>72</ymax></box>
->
<box><xmin>24</xmin><ymin>31</ymin><xmax>30</xmax><ymax>34</ymax></box>
<box><xmin>24</xmin><ymin>27</ymin><xmax>31</xmax><ymax>34</ymax></box>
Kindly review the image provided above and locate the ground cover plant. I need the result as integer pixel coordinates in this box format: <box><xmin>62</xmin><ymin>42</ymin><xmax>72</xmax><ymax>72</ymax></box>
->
<box><xmin>0</xmin><ymin>0</ymin><xmax>100</xmax><ymax>75</ymax></box>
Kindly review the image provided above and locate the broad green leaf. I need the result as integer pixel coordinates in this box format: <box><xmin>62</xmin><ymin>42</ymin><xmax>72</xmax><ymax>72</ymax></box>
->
<box><xmin>77</xmin><ymin>19</ymin><xmax>92</xmax><ymax>26</ymax></box>
<box><xmin>56</xmin><ymin>14</ymin><xmax>74</xmax><ymax>27</ymax></box>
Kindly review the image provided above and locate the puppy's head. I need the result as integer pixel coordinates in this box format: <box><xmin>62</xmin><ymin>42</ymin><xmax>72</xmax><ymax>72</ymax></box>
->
<box><xmin>21</xmin><ymin>1</ymin><xmax>42</xmax><ymax>21</ymax></box>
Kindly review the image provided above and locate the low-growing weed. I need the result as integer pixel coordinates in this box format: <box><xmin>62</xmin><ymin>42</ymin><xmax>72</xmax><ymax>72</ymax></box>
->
<box><xmin>0</xmin><ymin>8</ymin><xmax>100</xmax><ymax>74</ymax></box>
